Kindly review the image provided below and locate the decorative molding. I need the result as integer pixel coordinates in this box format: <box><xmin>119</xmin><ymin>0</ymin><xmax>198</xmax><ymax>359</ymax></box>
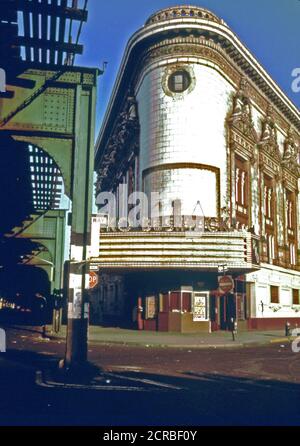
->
<box><xmin>136</xmin><ymin>36</ymin><xmax>298</xmax><ymax>137</ymax></box>
<box><xmin>139</xmin><ymin>37</ymin><xmax>240</xmax><ymax>88</ymax></box>
<box><xmin>145</xmin><ymin>6</ymin><xmax>223</xmax><ymax>26</ymax></box>
<box><xmin>258</xmin><ymin>105</ymin><xmax>281</xmax><ymax>163</ymax></box>
<box><xmin>281</xmin><ymin>127</ymin><xmax>300</xmax><ymax>179</ymax></box>
<box><xmin>228</xmin><ymin>78</ymin><xmax>258</xmax><ymax>144</ymax></box>
<box><xmin>96</xmin><ymin>95</ymin><xmax>140</xmax><ymax>192</ymax></box>
<box><xmin>227</xmin><ymin>78</ymin><xmax>257</xmax><ymax>164</ymax></box>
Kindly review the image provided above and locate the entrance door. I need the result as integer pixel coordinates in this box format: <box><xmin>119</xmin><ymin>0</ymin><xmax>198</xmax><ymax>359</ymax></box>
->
<box><xmin>220</xmin><ymin>294</ymin><xmax>236</xmax><ymax>330</ymax></box>
<box><xmin>209</xmin><ymin>295</ymin><xmax>219</xmax><ymax>331</ymax></box>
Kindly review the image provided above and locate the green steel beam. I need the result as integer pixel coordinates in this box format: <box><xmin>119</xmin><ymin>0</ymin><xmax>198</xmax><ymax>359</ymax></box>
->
<box><xmin>0</xmin><ymin>64</ymin><xmax>99</xmax><ymax>367</ymax></box>
<box><xmin>7</xmin><ymin>210</ymin><xmax>66</xmax><ymax>291</ymax></box>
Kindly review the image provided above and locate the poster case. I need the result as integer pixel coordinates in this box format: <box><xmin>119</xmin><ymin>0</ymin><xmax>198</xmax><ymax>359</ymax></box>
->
<box><xmin>193</xmin><ymin>292</ymin><xmax>209</xmax><ymax>321</ymax></box>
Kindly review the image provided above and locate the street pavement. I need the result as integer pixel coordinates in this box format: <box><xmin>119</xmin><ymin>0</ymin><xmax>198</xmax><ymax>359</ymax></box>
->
<box><xmin>0</xmin><ymin>325</ymin><xmax>300</xmax><ymax>426</ymax></box>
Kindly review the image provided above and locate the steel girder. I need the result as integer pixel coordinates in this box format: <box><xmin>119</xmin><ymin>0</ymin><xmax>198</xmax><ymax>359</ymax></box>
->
<box><xmin>0</xmin><ymin>65</ymin><xmax>98</xmax><ymax>294</ymax></box>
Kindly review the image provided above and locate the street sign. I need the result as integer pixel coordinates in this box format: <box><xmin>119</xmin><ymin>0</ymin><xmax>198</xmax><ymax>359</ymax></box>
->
<box><xmin>217</xmin><ymin>264</ymin><xmax>228</xmax><ymax>273</ymax></box>
<box><xmin>89</xmin><ymin>271</ymin><xmax>98</xmax><ymax>289</ymax></box>
<box><xmin>218</xmin><ymin>275</ymin><xmax>234</xmax><ymax>294</ymax></box>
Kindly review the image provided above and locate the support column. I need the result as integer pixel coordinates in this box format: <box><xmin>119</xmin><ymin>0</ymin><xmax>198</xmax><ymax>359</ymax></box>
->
<box><xmin>65</xmin><ymin>260</ymin><xmax>89</xmax><ymax>366</ymax></box>
<box><xmin>63</xmin><ymin>81</ymin><xmax>97</xmax><ymax>369</ymax></box>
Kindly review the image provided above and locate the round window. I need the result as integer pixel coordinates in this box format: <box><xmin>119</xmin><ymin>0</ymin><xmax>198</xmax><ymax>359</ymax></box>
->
<box><xmin>168</xmin><ymin>70</ymin><xmax>191</xmax><ymax>93</ymax></box>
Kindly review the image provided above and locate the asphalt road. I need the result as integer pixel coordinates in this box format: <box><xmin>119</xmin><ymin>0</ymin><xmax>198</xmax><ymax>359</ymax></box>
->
<box><xmin>1</xmin><ymin>326</ymin><xmax>300</xmax><ymax>426</ymax></box>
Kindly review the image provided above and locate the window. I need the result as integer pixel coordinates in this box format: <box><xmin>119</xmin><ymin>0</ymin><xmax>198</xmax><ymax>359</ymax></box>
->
<box><xmin>168</xmin><ymin>70</ymin><xmax>191</xmax><ymax>93</ymax></box>
<box><xmin>290</xmin><ymin>243</ymin><xmax>296</xmax><ymax>265</ymax></box>
<box><xmin>287</xmin><ymin>199</ymin><xmax>294</xmax><ymax>229</ymax></box>
<box><xmin>264</xmin><ymin>181</ymin><xmax>274</xmax><ymax>222</ymax></box>
<box><xmin>293</xmin><ymin>289</ymin><xmax>299</xmax><ymax>305</ymax></box>
<box><xmin>270</xmin><ymin>285</ymin><xmax>279</xmax><ymax>304</ymax></box>
<box><xmin>267</xmin><ymin>234</ymin><xmax>275</xmax><ymax>262</ymax></box>
<box><xmin>286</xmin><ymin>190</ymin><xmax>296</xmax><ymax>231</ymax></box>
<box><xmin>235</xmin><ymin>167</ymin><xmax>248</xmax><ymax>208</ymax></box>
<box><xmin>236</xmin><ymin>293</ymin><xmax>246</xmax><ymax>321</ymax></box>
<box><xmin>182</xmin><ymin>292</ymin><xmax>192</xmax><ymax>312</ymax></box>
<box><xmin>263</xmin><ymin>176</ymin><xmax>276</xmax><ymax>263</ymax></box>
<box><xmin>235</xmin><ymin>158</ymin><xmax>249</xmax><ymax>226</ymax></box>
<box><xmin>286</xmin><ymin>190</ymin><xmax>297</xmax><ymax>264</ymax></box>
<box><xmin>159</xmin><ymin>293</ymin><xmax>169</xmax><ymax>312</ymax></box>
<box><xmin>169</xmin><ymin>292</ymin><xmax>181</xmax><ymax>311</ymax></box>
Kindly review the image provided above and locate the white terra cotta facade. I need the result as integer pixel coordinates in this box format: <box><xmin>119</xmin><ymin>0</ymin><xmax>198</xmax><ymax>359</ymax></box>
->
<box><xmin>93</xmin><ymin>5</ymin><xmax>300</xmax><ymax>332</ymax></box>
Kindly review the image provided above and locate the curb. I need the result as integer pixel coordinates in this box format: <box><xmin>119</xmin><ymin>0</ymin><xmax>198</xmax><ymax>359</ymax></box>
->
<box><xmin>269</xmin><ymin>337</ymin><xmax>293</xmax><ymax>344</ymax></box>
<box><xmin>45</xmin><ymin>334</ymin><xmax>292</xmax><ymax>349</ymax></box>
<box><xmin>35</xmin><ymin>370</ymin><xmax>183</xmax><ymax>392</ymax></box>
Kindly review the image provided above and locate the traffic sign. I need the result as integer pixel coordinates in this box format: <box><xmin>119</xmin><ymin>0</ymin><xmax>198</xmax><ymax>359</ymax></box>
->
<box><xmin>89</xmin><ymin>271</ymin><xmax>98</xmax><ymax>289</ymax></box>
<box><xmin>218</xmin><ymin>275</ymin><xmax>234</xmax><ymax>294</ymax></box>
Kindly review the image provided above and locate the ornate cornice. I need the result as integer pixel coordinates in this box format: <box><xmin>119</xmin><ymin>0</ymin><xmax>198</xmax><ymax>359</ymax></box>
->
<box><xmin>95</xmin><ymin>10</ymin><xmax>300</xmax><ymax>160</ymax></box>
<box><xmin>145</xmin><ymin>6</ymin><xmax>224</xmax><ymax>26</ymax></box>
<box><xmin>138</xmin><ymin>36</ymin><xmax>240</xmax><ymax>86</ymax></box>
<box><xmin>139</xmin><ymin>38</ymin><xmax>300</xmax><ymax>179</ymax></box>
<box><xmin>137</xmin><ymin>36</ymin><xmax>297</xmax><ymax>138</ymax></box>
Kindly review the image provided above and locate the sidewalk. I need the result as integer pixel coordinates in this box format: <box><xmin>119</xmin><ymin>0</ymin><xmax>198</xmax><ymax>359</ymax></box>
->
<box><xmin>47</xmin><ymin>325</ymin><xmax>291</xmax><ymax>349</ymax></box>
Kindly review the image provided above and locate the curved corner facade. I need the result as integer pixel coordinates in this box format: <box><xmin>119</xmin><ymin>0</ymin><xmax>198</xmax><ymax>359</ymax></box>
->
<box><xmin>93</xmin><ymin>6</ymin><xmax>300</xmax><ymax>333</ymax></box>
<box><xmin>136</xmin><ymin>61</ymin><xmax>232</xmax><ymax>218</ymax></box>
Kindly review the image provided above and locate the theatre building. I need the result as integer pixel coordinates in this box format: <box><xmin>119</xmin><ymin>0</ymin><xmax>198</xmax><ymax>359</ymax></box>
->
<box><xmin>92</xmin><ymin>6</ymin><xmax>300</xmax><ymax>332</ymax></box>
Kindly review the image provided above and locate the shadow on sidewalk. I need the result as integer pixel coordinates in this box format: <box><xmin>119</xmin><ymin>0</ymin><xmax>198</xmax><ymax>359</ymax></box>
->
<box><xmin>1</xmin><ymin>344</ymin><xmax>300</xmax><ymax>426</ymax></box>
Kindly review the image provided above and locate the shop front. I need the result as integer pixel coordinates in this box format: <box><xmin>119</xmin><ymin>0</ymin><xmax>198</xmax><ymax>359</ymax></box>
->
<box><xmin>139</xmin><ymin>278</ymin><xmax>249</xmax><ymax>333</ymax></box>
<box><xmin>90</xmin><ymin>229</ymin><xmax>259</xmax><ymax>332</ymax></box>
<box><xmin>142</xmin><ymin>289</ymin><xmax>210</xmax><ymax>333</ymax></box>
<box><xmin>139</xmin><ymin>288</ymin><xmax>247</xmax><ymax>333</ymax></box>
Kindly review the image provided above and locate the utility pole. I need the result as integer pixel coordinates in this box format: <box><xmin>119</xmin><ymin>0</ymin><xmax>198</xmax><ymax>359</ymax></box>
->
<box><xmin>63</xmin><ymin>216</ymin><xmax>102</xmax><ymax>369</ymax></box>
<box><xmin>63</xmin><ymin>259</ymin><xmax>89</xmax><ymax>368</ymax></box>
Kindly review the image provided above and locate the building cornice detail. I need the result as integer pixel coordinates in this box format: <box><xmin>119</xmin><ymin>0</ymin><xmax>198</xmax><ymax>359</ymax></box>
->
<box><xmin>136</xmin><ymin>36</ymin><xmax>299</xmax><ymax>138</ymax></box>
<box><xmin>96</xmin><ymin>95</ymin><xmax>139</xmax><ymax>193</ymax></box>
<box><xmin>145</xmin><ymin>6</ymin><xmax>224</xmax><ymax>27</ymax></box>
<box><xmin>96</xmin><ymin>16</ymin><xmax>300</xmax><ymax>158</ymax></box>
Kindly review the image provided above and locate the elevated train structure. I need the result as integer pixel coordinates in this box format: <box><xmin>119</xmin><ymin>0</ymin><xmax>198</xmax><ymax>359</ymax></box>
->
<box><xmin>0</xmin><ymin>0</ymin><xmax>99</xmax><ymax>361</ymax></box>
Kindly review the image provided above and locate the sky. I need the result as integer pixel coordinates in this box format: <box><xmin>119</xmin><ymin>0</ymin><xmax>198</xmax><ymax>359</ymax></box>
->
<box><xmin>75</xmin><ymin>0</ymin><xmax>300</xmax><ymax>135</ymax></box>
